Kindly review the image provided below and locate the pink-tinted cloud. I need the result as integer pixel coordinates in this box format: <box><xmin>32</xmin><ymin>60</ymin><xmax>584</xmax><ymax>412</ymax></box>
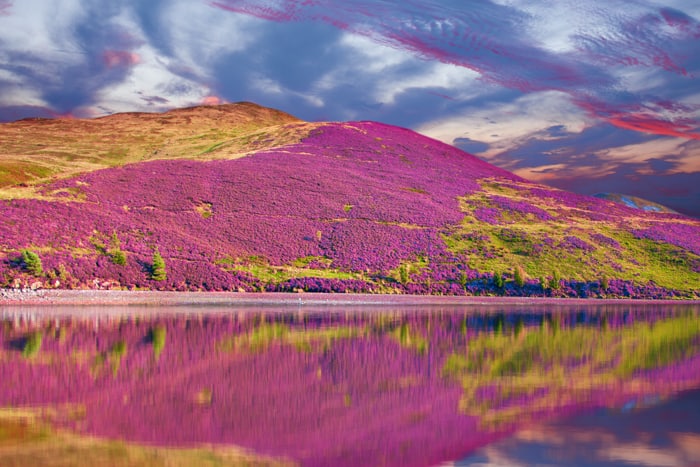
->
<box><xmin>103</xmin><ymin>50</ymin><xmax>141</xmax><ymax>68</ymax></box>
<box><xmin>0</xmin><ymin>0</ymin><xmax>11</xmax><ymax>15</ymax></box>
<box><xmin>201</xmin><ymin>95</ymin><xmax>224</xmax><ymax>105</ymax></box>
<box><xmin>576</xmin><ymin>98</ymin><xmax>700</xmax><ymax>140</ymax></box>
<box><xmin>210</xmin><ymin>1</ymin><xmax>700</xmax><ymax>140</ymax></box>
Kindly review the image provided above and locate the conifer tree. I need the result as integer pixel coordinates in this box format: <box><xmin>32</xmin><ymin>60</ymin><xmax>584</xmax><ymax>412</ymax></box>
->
<box><xmin>493</xmin><ymin>271</ymin><xmax>504</xmax><ymax>289</ymax></box>
<box><xmin>21</xmin><ymin>249</ymin><xmax>43</xmax><ymax>277</ymax></box>
<box><xmin>514</xmin><ymin>265</ymin><xmax>526</xmax><ymax>288</ymax></box>
<box><xmin>151</xmin><ymin>250</ymin><xmax>166</xmax><ymax>281</ymax></box>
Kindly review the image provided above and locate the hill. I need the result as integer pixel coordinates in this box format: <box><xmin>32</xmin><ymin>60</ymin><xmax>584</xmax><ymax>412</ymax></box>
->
<box><xmin>593</xmin><ymin>193</ymin><xmax>680</xmax><ymax>214</ymax></box>
<box><xmin>1</xmin><ymin>103</ymin><xmax>698</xmax><ymax>298</ymax></box>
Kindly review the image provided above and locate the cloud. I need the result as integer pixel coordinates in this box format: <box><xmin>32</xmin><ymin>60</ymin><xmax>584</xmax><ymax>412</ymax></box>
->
<box><xmin>211</xmin><ymin>0</ymin><xmax>700</xmax><ymax>140</ymax></box>
<box><xmin>0</xmin><ymin>0</ymin><xmax>11</xmax><ymax>16</ymax></box>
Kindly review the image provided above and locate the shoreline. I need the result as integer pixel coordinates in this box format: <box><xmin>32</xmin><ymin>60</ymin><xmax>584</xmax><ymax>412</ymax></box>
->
<box><xmin>2</xmin><ymin>289</ymin><xmax>699</xmax><ymax>307</ymax></box>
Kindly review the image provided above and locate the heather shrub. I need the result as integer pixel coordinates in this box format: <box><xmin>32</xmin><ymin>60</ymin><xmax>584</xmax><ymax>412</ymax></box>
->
<box><xmin>21</xmin><ymin>249</ymin><xmax>43</xmax><ymax>277</ymax></box>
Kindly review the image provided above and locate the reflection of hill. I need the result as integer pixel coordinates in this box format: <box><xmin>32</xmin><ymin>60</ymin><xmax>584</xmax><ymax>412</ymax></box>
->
<box><xmin>0</xmin><ymin>306</ymin><xmax>699</xmax><ymax>466</ymax></box>
<box><xmin>459</xmin><ymin>388</ymin><xmax>700</xmax><ymax>466</ymax></box>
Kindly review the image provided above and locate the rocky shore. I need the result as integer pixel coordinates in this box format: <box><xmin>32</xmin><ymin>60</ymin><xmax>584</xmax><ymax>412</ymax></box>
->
<box><xmin>1</xmin><ymin>288</ymin><xmax>699</xmax><ymax>308</ymax></box>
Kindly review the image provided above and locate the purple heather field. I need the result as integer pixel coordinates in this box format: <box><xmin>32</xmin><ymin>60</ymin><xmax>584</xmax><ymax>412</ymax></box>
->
<box><xmin>0</xmin><ymin>121</ymin><xmax>698</xmax><ymax>297</ymax></box>
<box><xmin>1</xmin><ymin>304</ymin><xmax>699</xmax><ymax>466</ymax></box>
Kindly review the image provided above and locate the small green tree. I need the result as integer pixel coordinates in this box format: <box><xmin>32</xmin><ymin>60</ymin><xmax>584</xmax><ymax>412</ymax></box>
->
<box><xmin>151</xmin><ymin>325</ymin><xmax>166</xmax><ymax>358</ymax></box>
<box><xmin>459</xmin><ymin>271</ymin><xmax>468</xmax><ymax>289</ymax></box>
<box><xmin>493</xmin><ymin>271</ymin><xmax>504</xmax><ymax>289</ymax></box>
<box><xmin>514</xmin><ymin>265</ymin><xmax>526</xmax><ymax>288</ymax></box>
<box><xmin>21</xmin><ymin>249</ymin><xmax>43</xmax><ymax>277</ymax></box>
<box><xmin>22</xmin><ymin>331</ymin><xmax>43</xmax><ymax>358</ymax></box>
<box><xmin>108</xmin><ymin>232</ymin><xmax>127</xmax><ymax>265</ymax></box>
<box><xmin>600</xmin><ymin>276</ymin><xmax>609</xmax><ymax>291</ymax></box>
<box><xmin>110</xmin><ymin>249</ymin><xmax>127</xmax><ymax>266</ymax></box>
<box><xmin>399</xmin><ymin>264</ymin><xmax>410</xmax><ymax>284</ymax></box>
<box><xmin>549</xmin><ymin>270</ymin><xmax>561</xmax><ymax>290</ymax></box>
<box><xmin>151</xmin><ymin>250</ymin><xmax>166</xmax><ymax>281</ymax></box>
<box><xmin>539</xmin><ymin>276</ymin><xmax>549</xmax><ymax>290</ymax></box>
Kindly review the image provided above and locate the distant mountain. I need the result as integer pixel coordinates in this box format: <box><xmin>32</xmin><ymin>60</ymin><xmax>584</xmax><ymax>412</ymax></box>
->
<box><xmin>593</xmin><ymin>193</ymin><xmax>680</xmax><ymax>214</ymax></box>
<box><xmin>1</xmin><ymin>103</ymin><xmax>698</xmax><ymax>298</ymax></box>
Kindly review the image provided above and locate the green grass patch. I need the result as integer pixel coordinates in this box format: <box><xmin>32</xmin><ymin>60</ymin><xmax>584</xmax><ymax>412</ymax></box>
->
<box><xmin>218</xmin><ymin>256</ymin><xmax>360</xmax><ymax>283</ymax></box>
<box><xmin>444</xmin><ymin>181</ymin><xmax>700</xmax><ymax>292</ymax></box>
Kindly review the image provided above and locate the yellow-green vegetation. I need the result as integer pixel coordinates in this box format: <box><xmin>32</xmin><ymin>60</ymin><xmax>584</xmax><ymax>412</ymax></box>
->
<box><xmin>21</xmin><ymin>331</ymin><xmax>43</xmax><ymax>359</ymax></box>
<box><xmin>0</xmin><ymin>103</ymin><xmax>315</xmax><ymax>200</ymax></box>
<box><xmin>150</xmin><ymin>250</ymin><xmax>167</xmax><ymax>281</ymax></box>
<box><xmin>390</xmin><ymin>256</ymin><xmax>429</xmax><ymax>285</ymax></box>
<box><xmin>195</xmin><ymin>201</ymin><xmax>213</xmax><ymax>219</ymax></box>
<box><xmin>442</xmin><ymin>312</ymin><xmax>700</xmax><ymax>426</ymax></box>
<box><xmin>391</xmin><ymin>322</ymin><xmax>428</xmax><ymax>354</ymax></box>
<box><xmin>151</xmin><ymin>325</ymin><xmax>166</xmax><ymax>358</ymax></box>
<box><xmin>20</xmin><ymin>250</ymin><xmax>43</xmax><ymax>277</ymax></box>
<box><xmin>442</xmin><ymin>179</ymin><xmax>700</xmax><ymax>292</ymax></box>
<box><xmin>0</xmin><ymin>409</ymin><xmax>293</xmax><ymax>467</ymax></box>
<box><xmin>216</xmin><ymin>256</ymin><xmax>362</xmax><ymax>283</ymax></box>
<box><xmin>218</xmin><ymin>323</ymin><xmax>360</xmax><ymax>354</ymax></box>
<box><xmin>109</xmin><ymin>341</ymin><xmax>127</xmax><ymax>376</ymax></box>
<box><xmin>89</xmin><ymin>231</ymin><xmax>127</xmax><ymax>266</ymax></box>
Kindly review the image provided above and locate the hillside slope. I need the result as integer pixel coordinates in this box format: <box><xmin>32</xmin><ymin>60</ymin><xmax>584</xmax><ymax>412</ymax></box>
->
<box><xmin>1</xmin><ymin>104</ymin><xmax>698</xmax><ymax>297</ymax></box>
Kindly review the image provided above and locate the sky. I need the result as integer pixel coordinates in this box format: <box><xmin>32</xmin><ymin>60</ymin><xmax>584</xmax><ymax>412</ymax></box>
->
<box><xmin>1</xmin><ymin>1</ymin><xmax>699</xmax><ymax>216</ymax></box>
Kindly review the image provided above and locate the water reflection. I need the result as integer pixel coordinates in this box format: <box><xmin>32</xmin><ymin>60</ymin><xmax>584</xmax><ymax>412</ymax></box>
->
<box><xmin>457</xmin><ymin>388</ymin><xmax>700</xmax><ymax>466</ymax></box>
<box><xmin>0</xmin><ymin>303</ymin><xmax>698</xmax><ymax>466</ymax></box>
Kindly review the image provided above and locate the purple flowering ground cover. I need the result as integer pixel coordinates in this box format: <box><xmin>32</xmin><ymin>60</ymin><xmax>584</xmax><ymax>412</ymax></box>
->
<box><xmin>0</xmin><ymin>109</ymin><xmax>698</xmax><ymax>297</ymax></box>
<box><xmin>1</xmin><ymin>305</ymin><xmax>699</xmax><ymax>466</ymax></box>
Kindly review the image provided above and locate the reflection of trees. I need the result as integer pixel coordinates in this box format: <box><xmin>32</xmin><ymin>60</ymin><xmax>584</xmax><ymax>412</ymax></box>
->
<box><xmin>443</xmin><ymin>312</ymin><xmax>700</xmax><ymax>426</ymax></box>
<box><xmin>0</xmin><ymin>305</ymin><xmax>698</xmax><ymax>466</ymax></box>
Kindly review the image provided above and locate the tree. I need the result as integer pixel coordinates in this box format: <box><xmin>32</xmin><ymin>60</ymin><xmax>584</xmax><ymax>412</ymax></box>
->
<box><xmin>151</xmin><ymin>250</ymin><xmax>166</xmax><ymax>281</ymax></box>
<box><xmin>21</xmin><ymin>249</ymin><xmax>43</xmax><ymax>277</ymax></box>
<box><xmin>549</xmin><ymin>270</ymin><xmax>561</xmax><ymax>290</ymax></box>
<box><xmin>110</xmin><ymin>249</ymin><xmax>127</xmax><ymax>266</ymax></box>
<box><xmin>514</xmin><ymin>265</ymin><xmax>526</xmax><ymax>288</ymax></box>
<box><xmin>109</xmin><ymin>232</ymin><xmax>127</xmax><ymax>265</ymax></box>
<box><xmin>399</xmin><ymin>264</ymin><xmax>410</xmax><ymax>284</ymax></box>
<box><xmin>600</xmin><ymin>276</ymin><xmax>609</xmax><ymax>291</ymax></box>
<box><xmin>493</xmin><ymin>271</ymin><xmax>504</xmax><ymax>289</ymax></box>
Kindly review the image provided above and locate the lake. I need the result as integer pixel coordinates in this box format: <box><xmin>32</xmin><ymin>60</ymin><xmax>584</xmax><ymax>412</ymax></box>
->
<box><xmin>1</xmin><ymin>301</ymin><xmax>699</xmax><ymax>466</ymax></box>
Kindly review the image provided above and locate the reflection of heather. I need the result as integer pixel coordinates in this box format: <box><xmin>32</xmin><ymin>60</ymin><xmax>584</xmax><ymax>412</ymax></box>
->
<box><xmin>444</xmin><ymin>311</ymin><xmax>700</xmax><ymax>426</ymax></box>
<box><xmin>1</xmin><ymin>306</ymin><xmax>699</xmax><ymax>466</ymax></box>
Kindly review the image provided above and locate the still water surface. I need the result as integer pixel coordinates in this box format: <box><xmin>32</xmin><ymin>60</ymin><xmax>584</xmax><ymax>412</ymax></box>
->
<box><xmin>1</xmin><ymin>302</ymin><xmax>699</xmax><ymax>466</ymax></box>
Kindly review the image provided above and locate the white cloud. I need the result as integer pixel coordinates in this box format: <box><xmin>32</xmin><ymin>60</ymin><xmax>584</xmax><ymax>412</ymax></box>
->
<box><xmin>310</xmin><ymin>32</ymin><xmax>482</xmax><ymax>113</ymax></box>
<box><xmin>159</xmin><ymin>0</ymin><xmax>260</xmax><ymax>77</ymax></box>
<box><xmin>416</xmin><ymin>90</ymin><xmax>591</xmax><ymax>157</ymax></box>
